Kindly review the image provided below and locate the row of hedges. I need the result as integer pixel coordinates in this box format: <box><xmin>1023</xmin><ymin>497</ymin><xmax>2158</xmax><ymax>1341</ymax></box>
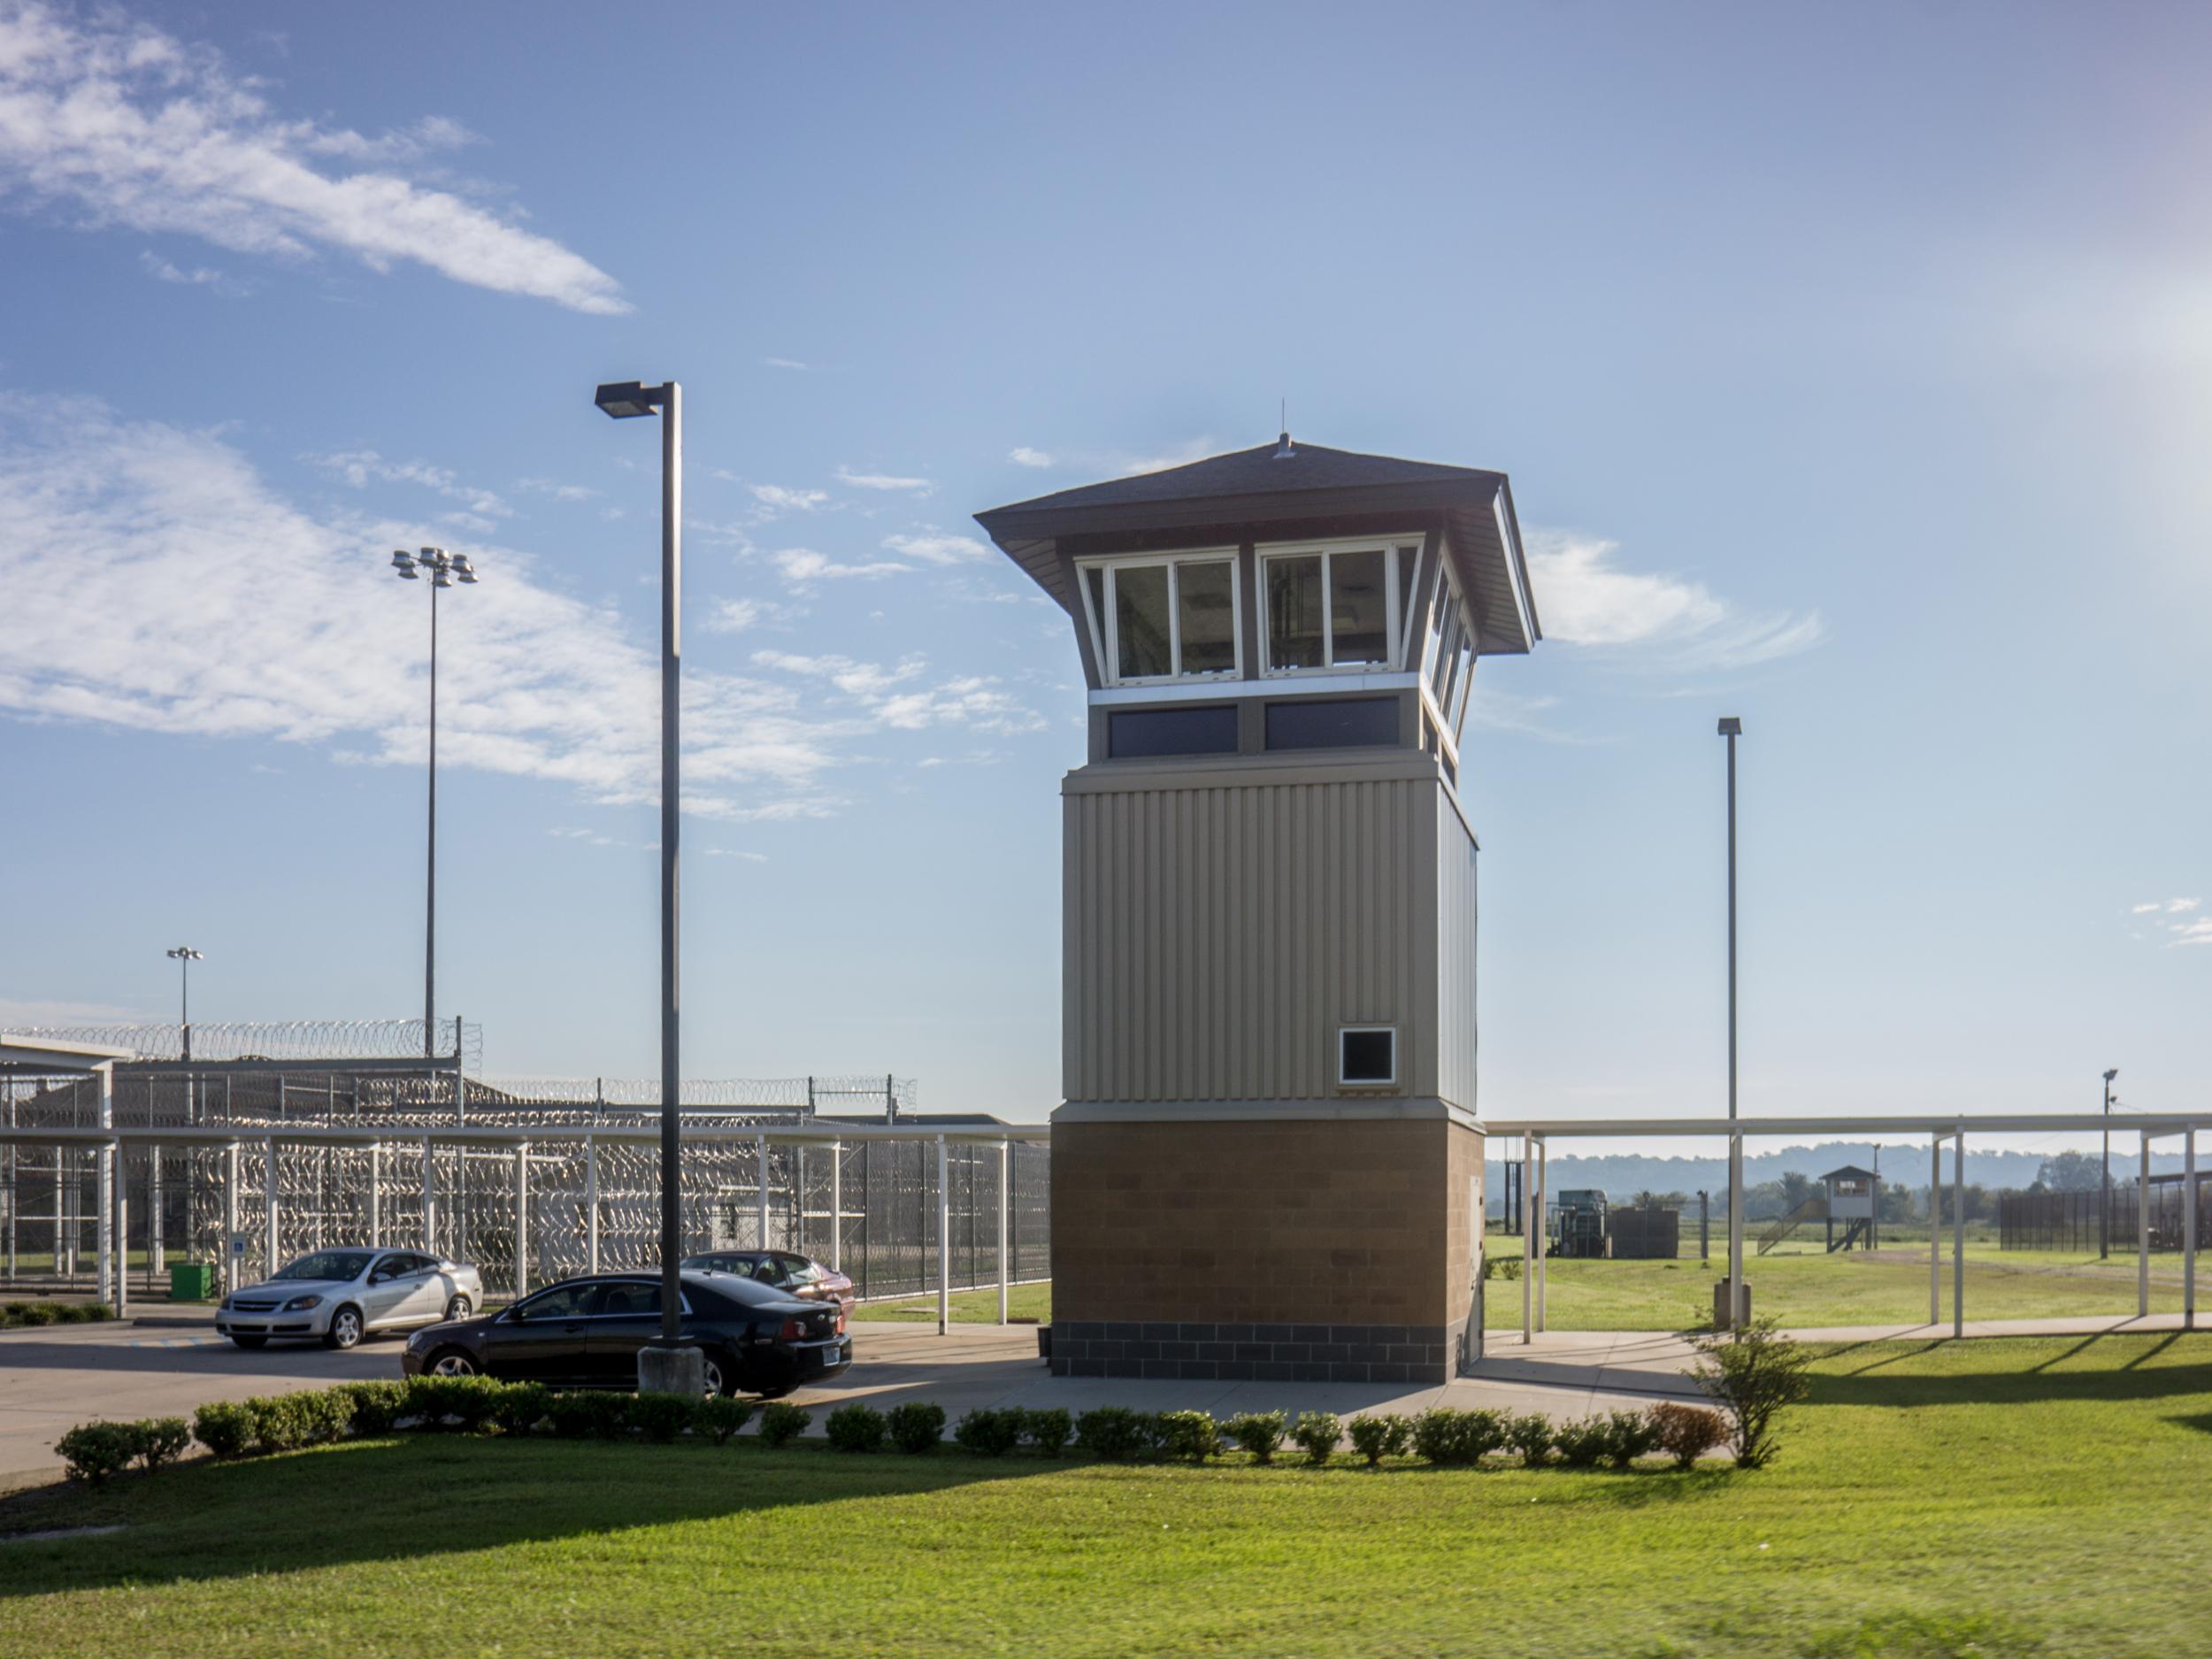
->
<box><xmin>58</xmin><ymin>1384</ymin><xmax>1738</xmax><ymax>1484</ymax></box>
<box><xmin>3</xmin><ymin>1302</ymin><xmax>113</xmax><ymax>1329</ymax></box>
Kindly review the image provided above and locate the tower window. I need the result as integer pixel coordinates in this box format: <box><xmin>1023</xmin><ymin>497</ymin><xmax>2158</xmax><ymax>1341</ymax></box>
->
<box><xmin>1258</xmin><ymin>538</ymin><xmax>1423</xmax><ymax>676</ymax></box>
<box><xmin>1076</xmin><ymin>549</ymin><xmax>1242</xmax><ymax>686</ymax></box>
<box><xmin>1338</xmin><ymin>1025</ymin><xmax>1398</xmax><ymax>1087</ymax></box>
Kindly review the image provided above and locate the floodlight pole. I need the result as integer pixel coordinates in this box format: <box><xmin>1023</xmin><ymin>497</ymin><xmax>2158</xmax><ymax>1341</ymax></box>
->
<box><xmin>1719</xmin><ymin>717</ymin><xmax>1745</xmax><ymax>1327</ymax></box>
<box><xmin>595</xmin><ymin>378</ymin><xmax>687</xmax><ymax>1357</ymax></box>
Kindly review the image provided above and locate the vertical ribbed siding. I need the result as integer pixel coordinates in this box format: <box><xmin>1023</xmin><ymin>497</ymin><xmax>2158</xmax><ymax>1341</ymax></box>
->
<box><xmin>1063</xmin><ymin>772</ymin><xmax>1438</xmax><ymax>1103</ymax></box>
<box><xmin>1433</xmin><ymin>792</ymin><xmax>1480</xmax><ymax>1114</ymax></box>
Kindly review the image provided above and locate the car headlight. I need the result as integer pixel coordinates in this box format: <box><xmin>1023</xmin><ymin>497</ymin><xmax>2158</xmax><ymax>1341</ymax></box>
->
<box><xmin>281</xmin><ymin>1294</ymin><xmax>324</xmax><ymax>1311</ymax></box>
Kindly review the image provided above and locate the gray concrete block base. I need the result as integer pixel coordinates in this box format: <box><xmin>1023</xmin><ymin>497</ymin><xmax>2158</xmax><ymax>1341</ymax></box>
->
<box><xmin>636</xmin><ymin>1342</ymin><xmax>706</xmax><ymax>1395</ymax></box>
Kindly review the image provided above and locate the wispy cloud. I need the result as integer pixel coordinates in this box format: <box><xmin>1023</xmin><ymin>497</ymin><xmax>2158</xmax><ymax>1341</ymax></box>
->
<box><xmin>0</xmin><ymin>4</ymin><xmax>628</xmax><ymax>312</ymax></box>
<box><xmin>881</xmin><ymin>531</ymin><xmax>989</xmax><ymax>565</ymax></box>
<box><xmin>512</xmin><ymin>477</ymin><xmax>601</xmax><ymax>503</ymax></box>
<box><xmin>702</xmin><ymin>597</ymin><xmax>795</xmax><ymax>634</ymax></box>
<box><xmin>303</xmin><ymin>449</ymin><xmax>510</xmax><ymax>519</ymax></box>
<box><xmin>138</xmin><ymin>249</ymin><xmax>247</xmax><ymax>295</ymax></box>
<box><xmin>1523</xmin><ymin>531</ymin><xmax>1824</xmax><ymax>672</ymax></box>
<box><xmin>772</xmin><ymin>549</ymin><xmax>912</xmax><ymax>585</ymax></box>
<box><xmin>752</xmin><ymin>650</ymin><xmax>1042</xmax><ymax>735</ymax></box>
<box><xmin>749</xmin><ymin>483</ymin><xmax>828</xmax><ymax>511</ymax></box>
<box><xmin>2130</xmin><ymin>897</ymin><xmax>2207</xmax><ymax>947</ymax></box>
<box><xmin>2170</xmin><ymin>919</ymin><xmax>2212</xmax><ymax>948</ymax></box>
<box><xmin>834</xmin><ymin>465</ymin><xmax>933</xmax><ymax>494</ymax></box>
<box><xmin>1008</xmin><ymin>447</ymin><xmax>1054</xmax><ymax>468</ymax></box>
<box><xmin>763</xmin><ymin>357</ymin><xmax>812</xmax><ymax>372</ymax></box>
<box><xmin>0</xmin><ymin>395</ymin><xmax>1029</xmax><ymax>823</ymax></box>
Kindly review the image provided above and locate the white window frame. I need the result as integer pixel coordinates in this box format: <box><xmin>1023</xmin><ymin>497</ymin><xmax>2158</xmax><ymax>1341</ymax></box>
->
<box><xmin>1074</xmin><ymin>547</ymin><xmax>1242</xmax><ymax>687</ymax></box>
<box><xmin>1337</xmin><ymin>1025</ymin><xmax>1400</xmax><ymax>1088</ymax></box>
<box><xmin>1418</xmin><ymin>554</ymin><xmax>1475</xmax><ymax>767</ymax></box>
<box><xmin>1256</xmin><ymin>534</ymin><xmax>1425</xmax><ymax>678</ymax></box>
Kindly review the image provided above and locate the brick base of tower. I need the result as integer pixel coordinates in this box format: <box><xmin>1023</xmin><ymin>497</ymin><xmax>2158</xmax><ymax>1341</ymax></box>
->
<box><xmin>1046</xmin><ymin>1117</ymin><xmax>1482</xmax><ymax>1385</ymax></box>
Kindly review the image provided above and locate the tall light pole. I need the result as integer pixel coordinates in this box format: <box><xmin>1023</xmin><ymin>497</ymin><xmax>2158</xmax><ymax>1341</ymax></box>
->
<box><xmin>2101</xmin><ymin>1067</ymin><xmax>2118</xmax><ymax>1258</ymax></box>
<box><xmin>594</xmin><ymin>378</ymin><xmax>696</xmax><ymax>1385</ymax></box>
<box><xmin>390</xmin><ymin>548</ymin><xmax>479</xmax><ymax>1063</ymax></box>
<box><xmin>166</xmin><ymin>946</ymin><xmax>203</xmax><ymax>1131</ymax></box>
<box><xmin>1718</xmin><ymin>716</ymin><xmax>1744</xmax><ymax>1326</ymax></box>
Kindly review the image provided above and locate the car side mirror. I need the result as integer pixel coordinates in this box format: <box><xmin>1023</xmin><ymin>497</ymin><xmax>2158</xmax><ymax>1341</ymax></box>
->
<box><xmin>368</xmin><ymin>1273</ymin><xmax>388</xmax><ymax>1286</ymax></box>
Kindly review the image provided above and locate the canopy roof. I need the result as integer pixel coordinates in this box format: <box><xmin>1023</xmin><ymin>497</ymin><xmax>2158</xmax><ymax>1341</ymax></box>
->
<box><xmin>975</xmin><ymin>436</ymin><xmax>1540</xmax><ymax>656</ymax></box>
<box><xmin>0</xmin><ymin>1033</ymin><xmax>134</xmax><ymax>1075</ymax></box>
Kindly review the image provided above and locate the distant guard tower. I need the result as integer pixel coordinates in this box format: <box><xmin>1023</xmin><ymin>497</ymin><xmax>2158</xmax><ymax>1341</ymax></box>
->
<box><xmin>976</xmin><ymin>433</ymin><xmax>1540</xmax><ymax>1383</ymax></box>
<box><xmin>1820</xmin><ymin>1165</ymin><xmax>1878</xmax><ymax>1252</ymax></box>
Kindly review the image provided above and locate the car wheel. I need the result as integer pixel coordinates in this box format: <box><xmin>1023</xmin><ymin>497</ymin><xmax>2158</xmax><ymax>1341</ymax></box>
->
<box><xmin>702</xmin><ymin>1356</ymin><xmax>727</xmax><ymax>1396</ymax></box>
<box><xmin>443</xmin><ymin>1294</ymin><xmax>471</xmax><ymax>1322</ymax></box>
<box><xmin>427</xmin><ymin>1348</ymin><xmax>479</xmax><ymax>1377</ymax></box>
<box><xmin>323</xmin><ymin>1305</ymin><xmax>365</xmax><ymax>1350</ymax></box>
<box><xmin>231</xmin><ymin>1334</ymin><xmax>268</xmax><ymax>1350</ymax></box>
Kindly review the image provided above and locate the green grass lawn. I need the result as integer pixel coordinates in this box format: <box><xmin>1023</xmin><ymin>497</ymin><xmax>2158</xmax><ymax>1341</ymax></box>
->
<box><xmin>859</xmin><ymin>1280</ymin><xmax>1053</xmax><ymax>1323</ymax></box>
<box><xmin>1479</xmin><ymin>1233</ymin><xmax>2193</xmax><ymax>1331</ymax></box>
<box><xmin>1</xmin><ymin>1333</ymin><xmax>2206</xmax><ymax>1656</ymax></box>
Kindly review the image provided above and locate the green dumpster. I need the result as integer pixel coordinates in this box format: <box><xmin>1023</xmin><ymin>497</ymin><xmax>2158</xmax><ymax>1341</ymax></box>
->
<box><xmin>169</xmin><ymin>1261</ymin><xmax>219</xmax><ymax>1302</ymax></box>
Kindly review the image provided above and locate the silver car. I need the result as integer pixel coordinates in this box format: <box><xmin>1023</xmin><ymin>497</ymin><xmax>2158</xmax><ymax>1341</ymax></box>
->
<box><xmin>217</xmin><ymin>1247</ymin><xmax>485</xmax><ymax>1351</ymax></box>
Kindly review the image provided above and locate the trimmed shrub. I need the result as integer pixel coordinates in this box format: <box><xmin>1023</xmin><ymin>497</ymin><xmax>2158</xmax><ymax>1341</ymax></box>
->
<box><xmin>14</xmin><ymin>1304</ymin><xmax>57</xmax><ymax>1327</ymax></box>
<box><xmin>1225</xmin><ymin>1409</ymin><xmax>1287</xmax><ymax>1464</ymax></box>
<box><xmin>547</xmin><ymin>1391</ymin><xmax>630</xmax><ymax>1440</ymax></box>
<box><xmin>82</xmin><ymin>1302</ymin><xmax>114</xmax><ymax>1322</ymax></box>
<box><xmin>628</xmin><ymin>1392</ymin><xmax>696</xmax><ymax>1443</ymax></box>
<box><xmin>135</xmin><ymin>1417</ymin><xmax>193</xmax><ymax>1471</ymax></box>
<box><xmin>404</xmin><ymin>1375</ymin><xmax>500</xmax><ymax>1433</ymax></box>
<box><xmin>1553</xmin><ymin>1417</ymin><xmax>1612</xmax><ymax>1468</ymax></box>
<box><xmin>757</xmin><ymin>1402</ymin><xmax>811</xmax><ymax>1448</ymax></box>
<box><xmin>1291</xmin><ymin>1410</ymin><xmax>1341</xmax><ymax>1467</ymax></box>
<box><xmin>1022</xmin><ymin>1407</ymin><xmax>1072</xmax><ymax>1459</ymax></box>
<box><xmin>491</xmin><ymin>1382</ymin><xmax>551</xmax><ymax>1437</ymax></box>
<box><xmin>1074</xmin><ymin>1406</ymin><xmax>1150</xmax><ymax>1462</ymax></box>
<box><xmin>1601</xmin><ymin>1409</ymin><xmax>1660</xmax><ymax>1469</ymax></box>
<box><xmin>1155</xmin><ymin>1409</ymin><xmax>1221</xmax><ymax>1463</ymax></box>
<box><xmin>56</xmin><ymin>1422</ymin><xmax>139</xmax><ymax>1484</ymax></box>
<box><xmin>193</xmin><ymin>1400</ymin><xmax>254</xmax><ymax>1459</ymax></box>
<box><xmin>1412</xmin><ymin>1409</ymin><xmax>1479</xmax><ymax>1466</ymax></box>
<box><xmin>954</xmin><ymin>1408</ymin><xmax>1025</xmax><ymax>1457</ymax></box>
<box><xmin>826</xmin><ymin>1404</ymin><xmax>887</xmax><ymax>1453</ymax></box>
<box><xmin>244</xmin><ymin>1394</ymin><xmax>311</xmax><ymax>1455</ymax></box>
<box><xmin>341</xmin><ymin>1380</ymin><xmax>408</xmax><ymax>1437</ymax></box>
<box><xmin>694</xmin><ymin>1394</ymin><xmax>755</xmax><ymax>1446</ymax></box>
<box><xmin>1689</xmin><ymin>1316</ymin><xmax>1814</xmax><ymax>1469</ymax></box>
<box><xmin>1506</xmin><ymin>1412</ymin><xmax>1555</xmax><ymax>1468</ymax></box>
<box><xmin>887</xmin><ymin>1402</ymin><xmax>947</xmax><ymax>1455</ymax></box>
<box><xmin>1348</xmin><ymin>1413</ymin><xmax>1413</xmax><ymax>1466</ymax></box>
<box><xmin>1650</xmin><ymin>1402</ymin><xmax>1726</xmax><ymax>1470</ymax></box>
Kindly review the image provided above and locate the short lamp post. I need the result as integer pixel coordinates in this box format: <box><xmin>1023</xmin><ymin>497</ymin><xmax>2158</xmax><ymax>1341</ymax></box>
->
<box><xmin>390</xmin><ymin>547</ymin><xmax>479</xmax><ymax>1064</ymax></box>
<box><xmin>1718</xmin><ymin>716</ymin><xmax>1745</xmax><ymax>1328</ymax></box>
<box><xmin>594</xmin><ymin>378</ymin><xmax>698</xmax><ymax>1390</ymax></box>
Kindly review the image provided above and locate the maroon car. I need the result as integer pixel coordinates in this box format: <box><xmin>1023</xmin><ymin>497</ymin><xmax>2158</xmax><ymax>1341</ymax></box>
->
<box><xmin>681</xmin><ymin>1250</ymin><xmax>855</xmax><ymax>1317</ymax></box>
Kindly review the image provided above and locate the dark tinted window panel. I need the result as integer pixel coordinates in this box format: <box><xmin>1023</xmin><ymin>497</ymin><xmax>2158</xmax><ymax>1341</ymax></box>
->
<box><xmin>1108</xmin><ymin>705</ymin><xmax>1239</xmax><ymax>759</ymax></box>
<box><xmin>1265</xmin><ymin>696</ymin><xmax>1399</xmax><ymax>751</ymax></box>
<box><xmin>1340</xmin><ymin>1028</ymin><xmax>1397</xmax><ymax>1085</ymax></box>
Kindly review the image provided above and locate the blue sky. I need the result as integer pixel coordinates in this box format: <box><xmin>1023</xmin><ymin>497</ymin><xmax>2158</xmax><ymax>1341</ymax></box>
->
<box><xmin>0</xmin><ymin>2</ymin><xmax>2204</xmax><ymax>1150</ymax></box>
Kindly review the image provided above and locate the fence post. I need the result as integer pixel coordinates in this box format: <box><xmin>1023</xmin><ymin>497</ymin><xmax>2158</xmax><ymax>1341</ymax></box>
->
<box><xmin>150</xmin><ymin>1137</ymin><xmax>165</xmax><ymax>1279</ymax></box>
<box><xmin>757</xmin><ymin>1133</ymin><xmax>770</xmax><ymax>1250</ymax></box>
<box><xmin>586</xmin><ymin>1133</ymin><xmax>600</xmax><ymax>1274</ymax></box>
<box><xmin>421</xmin><ymin>1134</ymin><xmax>436</xmax><ymax>1257</ymax></box>
<box><xmin>2139</xmin><ymin>1134</ymin><xmax>2151</xmax><ymax>1319</ymax></box>
<box><xmin>264</xmin><ymin>1135</ymin><xmax>279</xmax><ymax>1278</ymax></box>
<box><xmin>514</xmin><ymin>1141</ymin><xmax>531</xmax><ymax>1300</ymax></box>
<box><xmin>220</xmin><ymin>1141</ymin><xmax>240</xmax><ymax>1295</ymax></box>
<box><xmin>829</xmin><ymin>1141</ymin><xmax>842</xmax><ymax>1272</ymax></box>
<box><xmin>111</xmin><ymin>1140</ymin><xmax>128</xmax><ymax>1318</ymax></box>
<box><xmin>369</xmin><ymin>1141</ymin><xmax>382</xmax><ymax>1248</ymax></box>
<box><xmin>1520</xmin><ymin>1140</ymin><xmax>1532</xmax><ymax>1345</ymax></box>
<box><xmin>1952</xmin><ymin>1129</ymin><xmax>1964</xmax><ymax>1339</ymax></box>
<box><xmin>2185</xmin><ymin>1127</ymin><xmax>2197</xmax><ymax>1332</ymax></box>
<box><xmin>996</xmin><ymin>1138</ymin><xmax>1010</xmax><ymax>1325</ymax></box>
<box><xmin>936</xmin><ymin>1134</ymin><xmax>950</xmax><ymax>1335</ymax></box>
<box><xmin>4</xmin><ymin>1084</ymin><xmax>14</xmax><ymax>1281</ymax></box>
<box><xmin>95</xmin><ymin>1064</ymin><xmax>112</xmax><ymax>1310</ymax></box>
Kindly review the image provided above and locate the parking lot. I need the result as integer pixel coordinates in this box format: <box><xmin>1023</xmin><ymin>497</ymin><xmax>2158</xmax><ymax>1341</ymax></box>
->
<box><xmin>1</xmin><ymin>1306</ymin><xmax>1708</xmax><ymax>1486</ymax></box>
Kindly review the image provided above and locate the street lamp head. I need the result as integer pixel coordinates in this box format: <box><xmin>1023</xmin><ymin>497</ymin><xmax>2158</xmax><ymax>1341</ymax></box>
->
<box><xmin>1717</xmin><ymin>716</ymin><xmax>1743</xmax><ymax>737</ymax></box>
<box><xmin>165</xmin><ymin>947</ymin><xmax>203</xmax><ymax>962</ymax></box>
<box><xmin>595</xmin><ymin>380</ymin><xmax>664</xmax><ymax>419</ymax></box>
<box><xmin>391</xmin><ymin>549</ymin><xmax>419</xmax><ymax>579</ymax></box>
<box><xmin>450</xmin><ymin>554</ymin><xmax>479</xmax><ymax>584</ymax></box>
<box><xmin>2104</xmin><ymin>1067</ymin><xmax>2119</xmax><ymax>1083</ymax></box>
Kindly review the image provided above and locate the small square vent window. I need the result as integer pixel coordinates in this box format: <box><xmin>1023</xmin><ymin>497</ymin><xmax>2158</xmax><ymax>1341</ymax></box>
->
<box><xmin>1338</xmin><ymin>1026</ymin><xmax>1397</xmax><ymax>1087</ymax></box>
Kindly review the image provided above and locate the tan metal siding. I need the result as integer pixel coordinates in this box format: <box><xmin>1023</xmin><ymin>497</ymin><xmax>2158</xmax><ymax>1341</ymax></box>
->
<box><xmin>1063</xmin><ymin>762</ymin><xmax>1442</xmax><ymax>1104</ymax></box>
<box><xmin>1434</xmin><ymin>788</ymin><xmax>1479</xmax><ymax>1113</ymax></box>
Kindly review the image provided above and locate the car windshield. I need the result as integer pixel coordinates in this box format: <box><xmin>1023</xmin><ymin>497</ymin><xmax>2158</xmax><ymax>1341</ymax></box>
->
<box><xmin>273</xmin><ymin>1251</ymin><xmax>374</xmax><ymax>1282</ymax></box>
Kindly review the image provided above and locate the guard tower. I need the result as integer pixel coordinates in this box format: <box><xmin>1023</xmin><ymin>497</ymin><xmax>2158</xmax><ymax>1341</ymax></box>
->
<box><xmin>1820</xmin><ymin>1165</ymin><xmax>1878</xmax><ymax>1252</ymax></box>
<box><xmin>976</xmin><ymin>433</ymin><xmax>1541</xmax><ymax>1383</ymax></box>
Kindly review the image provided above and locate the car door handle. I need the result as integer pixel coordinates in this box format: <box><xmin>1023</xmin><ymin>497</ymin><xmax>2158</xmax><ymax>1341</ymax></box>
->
<box><xmin>563</xmin><ymin>1323</ymin><xmax>585</xmax><ymax>1333</ymax></box>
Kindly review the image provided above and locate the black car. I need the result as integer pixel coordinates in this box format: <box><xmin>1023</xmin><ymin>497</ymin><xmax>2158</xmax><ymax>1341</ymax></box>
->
<box><xmin>402</xmin><ymin>1269</ymin><xmax>849</xmax><ymax>1397</ymax></box>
